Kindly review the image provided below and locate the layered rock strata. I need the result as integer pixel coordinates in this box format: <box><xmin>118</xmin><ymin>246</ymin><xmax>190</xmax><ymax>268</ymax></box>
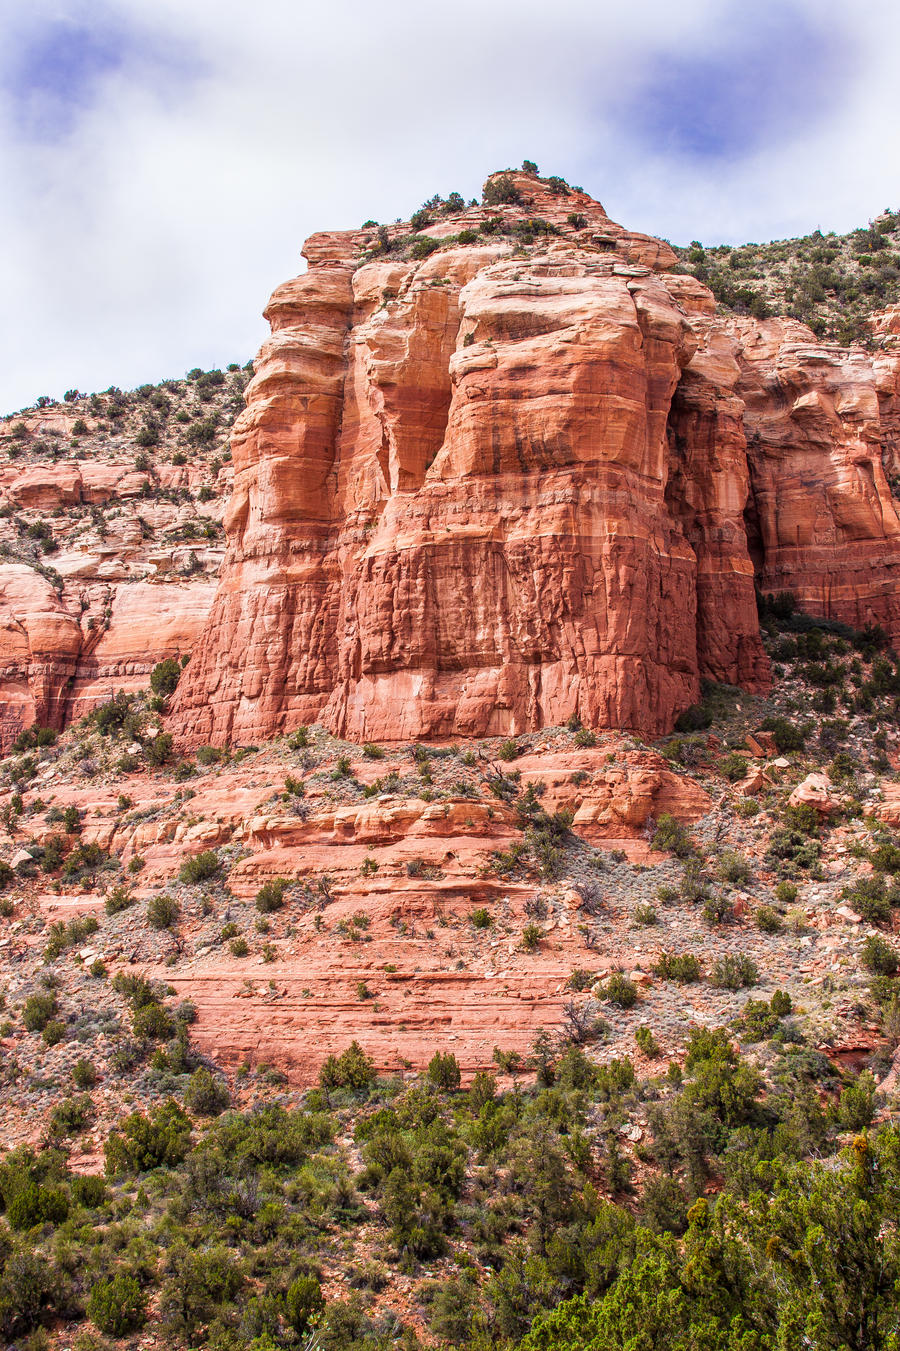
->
<box><xmin>7</xmin><ymin>171</ymin><xmax>900</xmax><ymax>749</ymax></box>
<box><xmin>734</xmin><ymin>318</ymin><xmax>900</xmax><ymax>631</ymax></box>
<box><xmin>0</xmin><ymin>379</ymin><xmax>237</xmax><ymax>748</ymax></box>
<box><xmin>173</xmin><ymin>174</ymin><xmax>791</xmax><ymax>744</ymax></box>
<box><xmin>0</xmin><ymin>732</ymin><xmax>712</xmax><ymax>1081</ymax></box>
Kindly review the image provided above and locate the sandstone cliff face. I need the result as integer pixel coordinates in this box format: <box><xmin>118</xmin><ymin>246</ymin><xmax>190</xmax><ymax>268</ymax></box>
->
<box><xmin>0</xmin><ymin>565</ymin><xmax>83</xmax><ymax>736</ymax></box>
<box><xmin>7</xmin><ymin>173</ymin><xmax>900</xmax><ymax>751</ymax></box>
<box><xmin>173</xmin><ymin>173</ymin><xmax>787</xmax><ymax>745</ymax></box>
<box><xmin>0</xmin><ymin>565</ymin><xmax>216</xmax><ymax>739</ymax></box>
<box><xmin>734</xmin><ymin>318</ymin><xmax>900</xmax><ymax>634</ymax></box>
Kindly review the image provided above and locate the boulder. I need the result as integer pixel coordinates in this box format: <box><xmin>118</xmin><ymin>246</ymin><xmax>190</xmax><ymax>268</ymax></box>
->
<box><xmin>789</xmin><ymin>772</ymin><xmax>840</xmax><ymax>815</ymax></box>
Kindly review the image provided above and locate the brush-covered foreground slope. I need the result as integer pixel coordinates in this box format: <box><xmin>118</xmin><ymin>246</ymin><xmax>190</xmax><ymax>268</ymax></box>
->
<box><xmin>0</xmin><ymin>598</ymin><xmax>899</xmax><ymax>1348</ymax></box>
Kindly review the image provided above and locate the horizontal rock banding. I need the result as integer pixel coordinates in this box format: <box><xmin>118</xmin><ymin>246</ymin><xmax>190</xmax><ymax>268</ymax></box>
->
<box><xmin>171</xmin><ymin>175</ymin><xmax>900</xmax><ymax>744</ymax></box>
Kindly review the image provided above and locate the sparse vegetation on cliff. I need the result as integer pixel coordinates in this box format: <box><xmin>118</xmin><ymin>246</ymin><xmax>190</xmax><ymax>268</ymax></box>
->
<box><xmin>674</xmin><ymin>209</ymin><xmax>900</xmax><ymax>344</ymax></box>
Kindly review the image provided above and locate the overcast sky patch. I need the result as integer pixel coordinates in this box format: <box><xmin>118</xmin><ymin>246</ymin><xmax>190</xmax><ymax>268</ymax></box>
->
<box><xmin>617</xmin><ymin>3</ymin><xmax>849</xmax><ymax>161</ymax></box>
<box><xmin>3</xmin><ymin>7</ymin><xmax>206</xmax><ymax>145</ymax></box>
<box><xmin>0</xmin><ymin>0</ymin><xmax>897</xmax><ymax>411</ymax></box>
<box><xmin>6</xmin><ymin>19</ymin><xmax>131</xmax><ymax>139</ymax></box>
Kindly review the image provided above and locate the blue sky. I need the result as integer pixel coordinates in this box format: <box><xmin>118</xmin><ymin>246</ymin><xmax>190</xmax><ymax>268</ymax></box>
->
<box><xmin>4</xmin><ymin>8</ymin><xmax>202</xmax><ymax>139</ymax></box>
<box><xmin>618</xmin><ymin>6</ymin><xmax>848</xmax><ymax>161</ymax></box>
<box><xmin>9</xmin><ymin>21</ymin><xmax>128</xmax><ymax>138</ymax></box>
<box><xmin>0</xmin><ymin>0</ymin><xmax>896</xmax><ymax>410</ymax></box>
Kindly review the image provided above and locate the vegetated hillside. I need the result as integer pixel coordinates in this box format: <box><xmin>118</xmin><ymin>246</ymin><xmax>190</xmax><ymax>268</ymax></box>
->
<box><xmin>0</xmin><ymin>365</ymin><xmax>250</xmax><ymax>584</ymax></box>
<box><xmin>673</xmin><ymin>208</ymin><xmax>900</xmax><ymax>344</ymax></box>
<box><xmin>1</xmin><ymin>591</ymin><xmax>900</xmax><ymax>1348</ymax></box>
<box><xmin>3</xmin><ymin>362</ymin><xmax>251</xmax><ymax>452</ymax></box>
<box><xmin>0</xmin><ymin>366</ymin><xmax>250</xmax><ymax>738</ymax></box>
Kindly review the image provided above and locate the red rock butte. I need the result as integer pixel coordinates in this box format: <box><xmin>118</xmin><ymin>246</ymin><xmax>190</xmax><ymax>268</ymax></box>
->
<box><xmin>30</xmin><ymin>170</ymin><xmax>900</xmax><ymax>748</ymax></box>
<box><xmin>170</xmin><ymin>171</ymin><xmax>900</xmax><ymax>744</ymax></box>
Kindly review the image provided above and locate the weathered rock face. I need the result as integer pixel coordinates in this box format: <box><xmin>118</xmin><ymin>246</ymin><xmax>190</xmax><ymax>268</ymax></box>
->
<box><xmin>664</xmin><ymin>286</ymin><xmax>771</xmax><ymax>690</ymax></box>
<box><xmin>0</xmin><ymin>564</ymin><xmax>217</xmax><ymax>742</ymax></box>
<box><xmin>8</xmin><ymin>172</ymin><xmax>900</xmax><ymax>751</ymax></box>
<box><xmin>173</xmin><ymin>174</ymin><xmax>785</xmax><ymax>746</ymax></box>
<box><xmin>735</xmin><ymin>318</ymin><xmax>900</xmax><ymax>635</ymax></box>
<box><xmin>0</xmin><ymin>566</ymin><xmax>83</xmax><ymax>737</ymax></box>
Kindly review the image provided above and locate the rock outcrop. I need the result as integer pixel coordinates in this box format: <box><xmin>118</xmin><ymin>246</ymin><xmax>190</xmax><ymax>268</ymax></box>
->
<box><xmin>172</xmin><ymin>171</ymin><xmax>900</xmax><ymax>747</ymax></box>
<box><xmin>0</xmin><ymin>565</ymin><xmax>83</xmax><ymax>737</ymax></box>
<box><xmin>6</xmin><ymin>171</ymin><xmax>900</xmax><ymax>752</ymax></box>
<box><xmin>0</xmin><ymin>565</ymin><xmax>216</xmax><ymax>740</ymax></box>
<box><xmin>736</xmin><ymin>318</ymin><xmax>900</xmax><ymax>634</ymax></box>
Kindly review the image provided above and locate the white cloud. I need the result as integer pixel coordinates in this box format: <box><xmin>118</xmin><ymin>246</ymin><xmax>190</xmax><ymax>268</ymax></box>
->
<box><xmin>1</xmin><ymin>0</ymin><xmax>898</xmax><ymax>410</ymax></box>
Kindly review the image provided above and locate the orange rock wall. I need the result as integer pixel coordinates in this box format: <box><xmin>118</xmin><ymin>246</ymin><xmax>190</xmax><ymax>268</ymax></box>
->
<box><xmin>9</xmin><ymin>174</ymin><xmax>900</xmax><ymax>750</ymax></box>
<box><xmin>174</xmin><ymin>179</ymin><xmax>781</xmax><ymax>745</ymax></box>
<box><xmin>0</xmin><ymin>564</ymin><xmax>216</xmax><ymax>743</ymax></box>
<box><xmin>175</xmin><ymin>179</ymin><xmax>900</xmax><ymax>745</ymax></box>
